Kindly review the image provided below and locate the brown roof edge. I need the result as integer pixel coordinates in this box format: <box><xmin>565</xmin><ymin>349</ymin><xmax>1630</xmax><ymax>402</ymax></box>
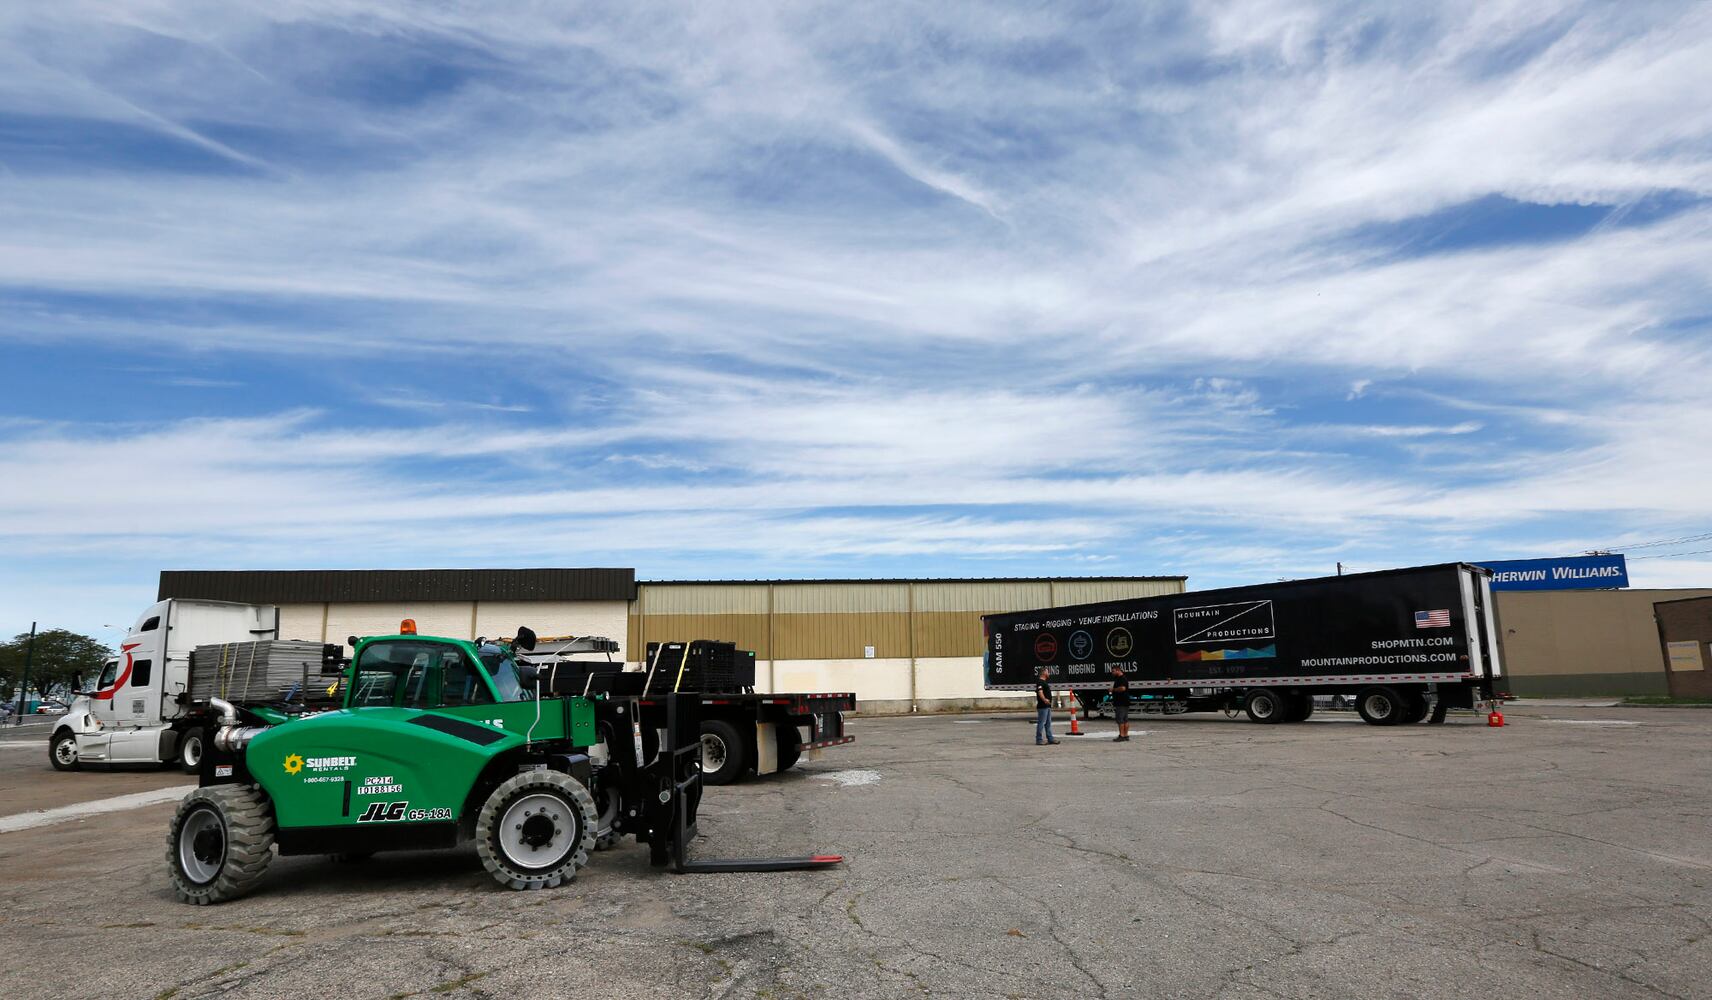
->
<box><xmin>158</xmin><ymin>568</ymin><xmax>637</xmax><ymax>604</ymax></box>
<box><xmin>637</xmin><ymin>576</ymin><xmax>1189</xmax><ymax>585</ymax></box>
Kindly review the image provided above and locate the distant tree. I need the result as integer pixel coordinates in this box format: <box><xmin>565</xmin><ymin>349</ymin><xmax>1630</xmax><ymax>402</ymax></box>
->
<box><xmin>0</xmin><ymin>630</ymin><xmax>112</xmax><ymax>706</ymax></box>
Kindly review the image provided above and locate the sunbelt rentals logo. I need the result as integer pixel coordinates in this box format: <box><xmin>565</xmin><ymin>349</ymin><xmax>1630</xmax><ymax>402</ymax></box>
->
<box><xmin>284</xmin><ymin>753</ymin><xmax>356</xmax><ymax>776</ymax></box>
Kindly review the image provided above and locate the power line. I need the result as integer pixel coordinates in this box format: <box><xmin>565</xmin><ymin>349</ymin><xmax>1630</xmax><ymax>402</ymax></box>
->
<box><xmin>1628</xmin><ymin>547</ymin><xmax>1712</xmax><ymax>560</ymax></box>
<box><xmin>1612</xmin><ymin>530</ymin><xmax>1712</xmax><ymax>551</ymax></box>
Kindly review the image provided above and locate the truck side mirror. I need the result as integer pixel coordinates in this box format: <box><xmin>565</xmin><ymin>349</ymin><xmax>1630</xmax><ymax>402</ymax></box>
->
<box><xmin>515</xmin><ymin>626</ymin><xmax>537</xmax><ymax>652</ymax></box>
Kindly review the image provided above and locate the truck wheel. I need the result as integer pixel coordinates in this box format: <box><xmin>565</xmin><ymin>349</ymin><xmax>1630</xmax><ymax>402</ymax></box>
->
<box><xmin>1243</xmin><ymin>688</ymin><xmax>1289</xmax><ymax>724</ymax></box>
<box><xmin>591</xmin><ymin>780</ymin><xmax>618</xmax><ymax>851</ymax></box>
<box><xmin>178</xmin><ymin>727</ymin><xmax>206</xmax><ymax>774</ymax></box>
<box><xmin>1356</xmin><ymin>687</ymin><xmax>1405</xmax><ymax>726</ymax></box>
<box><xmin>167</xmin><ymin>785</ymin><xmax>276</xmax><ymax>905</ymax></box>
<box><xmin>1287</xmin><ymin>692</ymin><xmax>1315</xmax><ymax>722</ymax></box>
<box><xmin>698</xmin><ymin>719</ymin><xmax>748</xmax><ymax>785</ymax></box>
<box><xmin>776</xmin><ymin>724</ymin><xmax>803</xmax><ymax>772</ymax></box>
<box><xmin>49</xmin><ymin>730</ymin><xmax>79</xmax><ymax>772</ymax></box>
<box><xmin>475</xmin><ymin>769</ymin><xmax>597</xmax><ymax>890</ymax></box>
<box><xmin>1399</xmin><ymin>692</ymin><xmax>1430</xmax><ymax>725</ymax></box>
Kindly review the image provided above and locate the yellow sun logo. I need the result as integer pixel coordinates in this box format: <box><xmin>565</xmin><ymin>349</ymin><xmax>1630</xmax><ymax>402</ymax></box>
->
<box><xmin>284</xmin><ymin>753</ymin><xmax>305</xmax><ymax>775</ymax></box>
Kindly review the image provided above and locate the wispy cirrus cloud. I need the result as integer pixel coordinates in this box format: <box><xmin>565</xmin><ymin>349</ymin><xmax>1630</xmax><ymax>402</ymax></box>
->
<box><xmin>2</xmin><ymin>1</ymin><xmax>1710</xmax><ymax>635</ymax></box>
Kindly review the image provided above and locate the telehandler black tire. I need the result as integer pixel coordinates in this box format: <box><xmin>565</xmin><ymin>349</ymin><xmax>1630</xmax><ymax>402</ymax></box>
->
<box><xmin>167</xmin><ymin>785</ymin><xmax>275</xmax><ymax>905</ymax></box>
<box><xmin>776</xmin><ymin>724</ymin><xmax>803</xmax><ymax>772</ymax></box>
<box><xmin>698</xmin><ymin>719</ymin><xmax>748</xmax><ymax>785</ymax></box>
<box><xmin>475</xmin><ymin>769</ymin><xmax>597</xmax><ymax>890</ymax></box>
<box><xmin>590</xmin><ymin>779</ymin><xmax>618</xmax><ymax>851</ymax></box>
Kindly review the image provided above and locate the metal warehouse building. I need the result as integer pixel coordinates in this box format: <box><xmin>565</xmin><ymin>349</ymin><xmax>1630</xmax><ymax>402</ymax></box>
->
<box><xmin>158</xmin><ymin>568</ymin><xmax>1187</xmax><ymax>712</ymax></box>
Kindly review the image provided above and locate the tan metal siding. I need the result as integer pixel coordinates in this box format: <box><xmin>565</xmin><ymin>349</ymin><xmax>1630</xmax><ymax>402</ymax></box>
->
<box><xmin>772</xmin><ymin>583</ymin><xmax>909</xmax><ymax>614</ymax></box>
<box><xmin>912</xmin><ymin>611</ymin><xmax>992</xmax><ymax>657</ymax></box>
<box><xmin>911</xmin><ymin>582</ymin><xmax>1053</xmax><ymax>613</ymax></box>
<box><xmin>632</xmin><ymin>613</ymin><xmax>772</xmax><ymax>659</ymax></box>
<box><xmin>773</xmin><ymin>612</ymin><xmax>910</xmax><ymax>659</ymax></box>
<box><xmin>1051</xmin><ymin>579</ymin><xmax>1185</xmax><ymax>604</ymax></box>
<box><xmin>636</xmin><ymin>584</ymin><xmax>770</xmax><ymax>615</ymax></box>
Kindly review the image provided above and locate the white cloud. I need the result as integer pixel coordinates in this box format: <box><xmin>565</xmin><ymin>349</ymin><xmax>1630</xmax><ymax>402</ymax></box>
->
<box><xmin>2</xmin><ymin>1</ymin><xmax>1711</xmax><ymax>634</ymax></box>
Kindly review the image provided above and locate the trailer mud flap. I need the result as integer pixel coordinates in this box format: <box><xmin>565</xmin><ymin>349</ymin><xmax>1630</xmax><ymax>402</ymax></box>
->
<box><xmin>658</xmin><ymin>694</ymin><xmax>843</xmax><ymax>875</ymax></box>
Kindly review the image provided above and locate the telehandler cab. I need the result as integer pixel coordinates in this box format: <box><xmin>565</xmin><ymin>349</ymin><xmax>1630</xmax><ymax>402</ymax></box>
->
<box><xmin>167</xmin><ymin>624</ymin><xmax>841</xmax><ymax>904</ymax></box>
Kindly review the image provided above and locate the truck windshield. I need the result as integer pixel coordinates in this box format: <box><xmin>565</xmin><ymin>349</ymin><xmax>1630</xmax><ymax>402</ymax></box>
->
<box><xmin>478</xmin><ymin>644</ymin><xmax>525</xmax><ymax>702</ymax></box>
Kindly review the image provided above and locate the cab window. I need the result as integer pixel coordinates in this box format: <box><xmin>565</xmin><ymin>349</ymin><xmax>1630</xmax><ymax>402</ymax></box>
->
<box><xmin>95</xmin><ymin>660</ymin><xmax>119</xmax><ymax>689</ymax></box>
<box><xmin>348</xmin><ymin>641</ymin><xmax>494</xmax><ymax>709</ymax></box>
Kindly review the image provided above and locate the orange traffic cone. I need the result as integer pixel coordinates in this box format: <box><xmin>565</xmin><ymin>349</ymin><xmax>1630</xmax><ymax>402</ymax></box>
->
<box><xmin>1487</xmin><ymin>709</ymin><xmax>1505</xmax><ymax>727</ymax></box>
<box><xmin>1067</xmin><ymin>697</ymin><xmax>1083</xmax><ymax>736</ymax></box>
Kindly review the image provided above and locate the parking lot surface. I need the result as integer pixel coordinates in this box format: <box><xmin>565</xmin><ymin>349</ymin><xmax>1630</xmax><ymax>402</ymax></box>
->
<box><xmin>2</xmin><ymin>705</ymin><xmax>1709</xmax><ymax>999</ymax></box>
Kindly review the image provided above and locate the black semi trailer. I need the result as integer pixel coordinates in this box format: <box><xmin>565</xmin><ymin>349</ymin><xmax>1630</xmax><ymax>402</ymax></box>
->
<box><xmin>983</xmin><ymin>563</ymin><xmax>1508</xmax><ymax>726</ymax></box>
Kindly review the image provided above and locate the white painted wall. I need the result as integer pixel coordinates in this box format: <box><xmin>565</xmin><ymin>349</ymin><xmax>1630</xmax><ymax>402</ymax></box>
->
<box><xmin>276</xmin><ymin>603</ymin><xmax>326</xmax><ymax>643</ymax></box>
<box><xmin>740</xmin><ymin>655</ymin><xmax>1032</xmax><ymax>707</ymax></box>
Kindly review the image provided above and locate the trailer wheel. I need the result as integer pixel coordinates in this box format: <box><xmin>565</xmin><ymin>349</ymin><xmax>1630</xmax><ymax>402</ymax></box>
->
<box><xmin>776</xmin><ymin>724</ymin><xmax>803</xmax><ymax>772</ymax></box>
<box><xmin>1243</xmin><ymin>688</ymin><xmax>1289</xmax><ymax>724</ymax></box>
<box><xmin>1287</xmin><ymin>692</ymin><xmax>1315</xmax><ymax>722</ymax></box>
<box><xmin>49</xmin><ymin>730</ymin><xmax>79</xmax><ymax>772</ymax></box>
<box><xmin>1356</xmin><ymin>687</ymin><xmax>1406</xmax><ymax>726</ymax></box>
<box><xmin>178</xmin><ymin>727</ymin><xmax>206</xmax><ymax>774</ymax></box>
<box><xmin>698</xmin><ymin>719</ymin><xmax>748</xmax><ymax>785</ymax></box>
<box><xmin>166</xmin><ymin>785</ymin><xmax>275</xmax><ymax>905</ymax></box>
<box><xmin>1399</xmin><ymin>692</ymin><xmax>1430</xmax><ymax>725</ymax></box>
<box><xmin>475</xmin><ymin>769</ymin><xmax>597</xmax><ymax>891</ymax></box>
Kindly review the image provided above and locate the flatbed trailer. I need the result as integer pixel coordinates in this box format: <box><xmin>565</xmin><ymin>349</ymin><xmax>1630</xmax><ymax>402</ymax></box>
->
<box><xmin>528</xmin><ymin>638</ymin><xmax>854</xmax><ymax>785</ymax></box>
<box><xmin>984</xmin><ymin>563</ymin><xmax>1509</xmax><ymax>725</ymax></box>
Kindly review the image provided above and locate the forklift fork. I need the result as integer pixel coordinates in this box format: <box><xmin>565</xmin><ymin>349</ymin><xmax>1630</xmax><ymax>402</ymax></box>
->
<box><xmin>659</xmin><ymin>694</ymin><xmax>843</xmax><ymax>874</ymax></box>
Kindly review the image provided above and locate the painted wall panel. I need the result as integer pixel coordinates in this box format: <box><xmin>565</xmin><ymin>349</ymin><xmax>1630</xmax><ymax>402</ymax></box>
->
<box><xmin>276</xmin><ymin>603</ymin><xmax>326</xmax><ymax>643</ymax></box>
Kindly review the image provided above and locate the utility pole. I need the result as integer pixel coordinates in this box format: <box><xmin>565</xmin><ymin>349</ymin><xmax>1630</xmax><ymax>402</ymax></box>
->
<box><xmin>14</xmin><ymin>621</ymin><xmax>36</xmax><ymax>726</ymax></box>
<box><xmin>1337</xmin><ymin>562</ymin><xmax>1344</xmax><ymax>576</ymax></box>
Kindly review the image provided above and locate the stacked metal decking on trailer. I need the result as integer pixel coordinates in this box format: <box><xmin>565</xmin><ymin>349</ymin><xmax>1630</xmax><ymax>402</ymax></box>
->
<box><xmin>983</xmin><ymin>563</ymin><xmax>1504</xmax><ymax>694</ymax></box>
<box><xmin>190</xmin><ymin>640</ymin><xmax>331</xmax><ymax>703</ymax></box>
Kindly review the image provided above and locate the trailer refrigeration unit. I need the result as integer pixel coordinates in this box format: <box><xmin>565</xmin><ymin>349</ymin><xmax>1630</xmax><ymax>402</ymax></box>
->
<box><xmin>984</xmin><ymin>563</ymin><xmax>1508</xmax><ymax>725</ymax></box>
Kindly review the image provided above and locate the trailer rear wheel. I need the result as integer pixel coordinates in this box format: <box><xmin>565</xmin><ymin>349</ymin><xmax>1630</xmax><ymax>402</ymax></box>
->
<box><xmin>475</xmin><ymin>769</ymin><xmax>597</xmax><ymax>891</ymax></box>
<box><xmin>1244</xmin><ymin>688</ymin><xmax>1289</xmax><ymax>724</ymax></box>
<box><xmin>698</xmin><ymin>719</ymin><xmax>748</xmax><ymax>785</ymax></box>
<box><xmin>1286</xmin><ymin>692</ymin><xmax>1314</xmax><ymax>722</ymax></box>
<box><xmin>1399</xmin><ymin>692</ymin><xmax>1430</xmax><ymax>725</ymax></box>
<box><xmin>178</xmin><ymin>727</ymin><xmax>205</xmax><ymax>774</ymax></box>
<box><xmin>167</xmin><ymin>785</ymin><xmax>275</xmax><ymax>905</ymax></box>
<box><xmin>1356</xmin><ymin>687</ymin><xmax>1406</xmax><ymax>726</ymax></box>
<box><xmin>776</xmin><ymin>724</ymin><xmax>803</xmax><ymax>772</ymax></box>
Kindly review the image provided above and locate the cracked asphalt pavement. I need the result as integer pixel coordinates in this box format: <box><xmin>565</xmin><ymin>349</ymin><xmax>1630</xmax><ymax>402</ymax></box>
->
<box><xmin>2</xmin><ymin>704</ymin><xmax>1709</xmax><ymax>999</ymax></box>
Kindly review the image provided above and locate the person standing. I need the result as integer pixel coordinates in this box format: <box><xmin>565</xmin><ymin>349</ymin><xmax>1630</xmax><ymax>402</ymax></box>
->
<box><xmin>1035</xmin><ymin>667</ymin><xmax>1060</xmax><ymax>745</ymax></box>
<box><xmin>1111</xmin><ymin>665</ymin><xmax>1132</xmax><ymax>742</ymax></box>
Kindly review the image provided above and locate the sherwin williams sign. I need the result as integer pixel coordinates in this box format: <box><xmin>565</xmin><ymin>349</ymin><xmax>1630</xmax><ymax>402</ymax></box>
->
<box><xmin>1481</xmin><ymin>554</ymin><xmax>1629</xmax><ymax>591</ymax></box>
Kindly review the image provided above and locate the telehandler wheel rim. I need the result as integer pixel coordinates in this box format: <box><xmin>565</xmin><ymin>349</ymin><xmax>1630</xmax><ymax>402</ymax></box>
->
<box><xmin>178</xmin><ymin>806</ymin><xmax>227</xmax><ymax>885</ymax></box>
<box><xmin>699</xmin><ymin>733</ymin><xmax>728</xmax><ymax>774</ymax></box>
<box><xmin>499</xmin><ymin>792</ymin><xmax>577</xmax><ymax>869</ymax></box>
<box><xmin>52</xmin><ymin>735</ymin><xmax>77</xmax><ymax>767</ymax></box>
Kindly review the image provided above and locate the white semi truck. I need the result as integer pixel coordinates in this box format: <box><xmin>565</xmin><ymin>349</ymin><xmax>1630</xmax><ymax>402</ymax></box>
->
<box><xmin>49</xmin><ymin>599</ymin><xmax>285</xmax><ymax>772</ymax></box>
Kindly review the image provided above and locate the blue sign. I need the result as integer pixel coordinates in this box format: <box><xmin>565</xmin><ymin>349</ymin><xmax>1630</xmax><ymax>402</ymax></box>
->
<box><xmin>1480</xmin><ymin>554</ymin><xmax>1629</xmax><ymax>591</ymax></box>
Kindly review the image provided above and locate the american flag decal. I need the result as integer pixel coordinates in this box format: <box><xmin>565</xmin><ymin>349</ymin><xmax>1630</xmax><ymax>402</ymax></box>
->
<box><xmin>1415</xmin><ymin>609</ymin><xmax>1451</xmax><ymax>628</ymax></box>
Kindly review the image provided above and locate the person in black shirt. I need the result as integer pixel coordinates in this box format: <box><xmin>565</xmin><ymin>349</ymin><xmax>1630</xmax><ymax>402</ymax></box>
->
<box><xmin>1111</xmin><ymin>666</ymin><xmax>1132</xmax><ymax>742</ymax></box>
<box><xmin>1034</xmin><ymin>667</ymin><xmax>1060</xmax><ymax>745</ymax></box>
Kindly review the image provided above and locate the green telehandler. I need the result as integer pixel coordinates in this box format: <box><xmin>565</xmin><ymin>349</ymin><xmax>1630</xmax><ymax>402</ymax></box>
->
<box><xmin>166</xmin><ymin>624</ymin><xmax>842</xmax><ymax>904</ymax></box>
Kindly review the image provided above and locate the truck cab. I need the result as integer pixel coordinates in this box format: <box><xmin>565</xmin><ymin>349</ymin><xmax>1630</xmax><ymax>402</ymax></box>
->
<box><xmin>50</xmin><ymin>599</ymin><xmax>278</xmax><ymax>771</ymax></box>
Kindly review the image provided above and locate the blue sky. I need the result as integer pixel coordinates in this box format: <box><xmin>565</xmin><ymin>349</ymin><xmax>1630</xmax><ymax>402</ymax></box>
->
<box><xmin>4</xmin><ymin>2</ymin><xmax>1712</xmax><ymax>640</ymax></box>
